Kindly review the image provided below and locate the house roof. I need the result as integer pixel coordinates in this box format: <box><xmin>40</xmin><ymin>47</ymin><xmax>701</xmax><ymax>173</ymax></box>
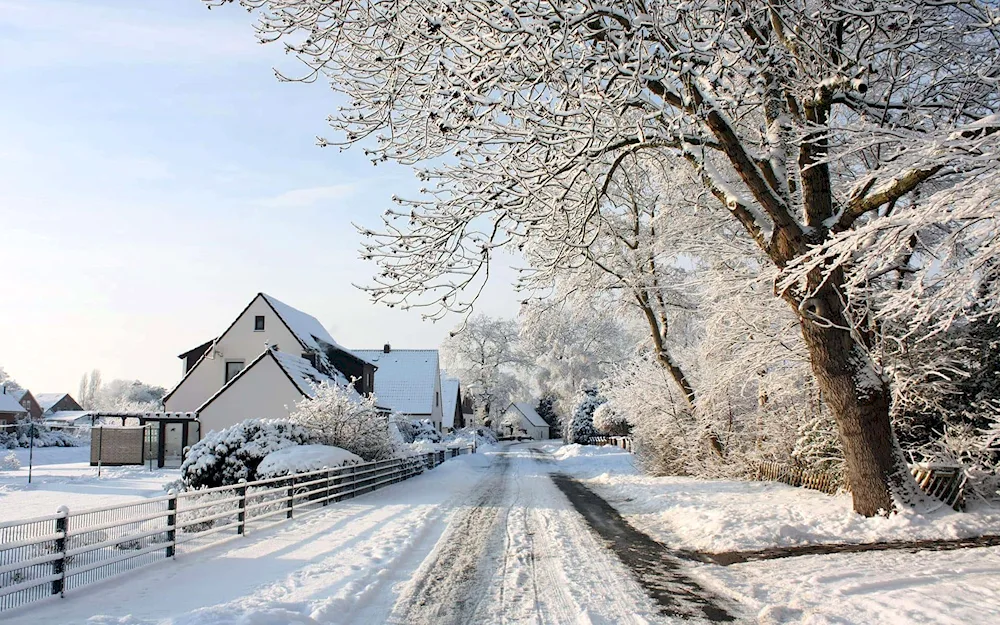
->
<box><xmin>0</xmin><ymin>392</ymin><xmax>27</xmax><ymax>414</ymax></box>
<box><xmin>7</xmin><ymin>389</ymin><xmax>27</xmax><ymax>402</ymax></box>
<box><xmin>178</xmin><ymin>339</ymin><xmax>216</xmax><ymax>361</ymax></box>
<box><xmin>45</xmin><ymin>411</ymin><xmax>94</xmax><ymax>424</ymax></box>
<box><xmin>441</xmin><ymin>377</ymin><xmax>460</xmax><ymax>429</ymax></box>
<box><xmin>511</xmin><ymin>402</ymin><xmax>548</xmax><ymax>428</ymax></box>
<box><xmin>351</xmin><ymin>349</ymin><xmax>439</xmax><ymax>415</ymax></box>
<box><xmin>35</xmin><ymin>393</ymin><xmax>73</xmax><ymax>412</ymax></box>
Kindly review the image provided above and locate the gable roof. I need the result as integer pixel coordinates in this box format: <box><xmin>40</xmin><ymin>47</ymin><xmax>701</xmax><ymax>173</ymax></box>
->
<box><xmin>351</xmin><ymin>349</ymin><xmax>439</xmax><ymax>415</ymax></box>
<box><xmin>441</xmin><ymin>377</ymin><xmax>460</xmax><ymax>429</ymax></box>
<box><xmin>511</xmin><ymin>402</ymin><xmax>548</xmax><ymax>428</ymax></box>
<box><xmin>178</xmin><ymin>339</ymin><xmax>216</xmax><ymax>361</ymax></box>
<box><xmin>35</xmin><ymin>393</ymin><xmax>75</xmax><ymax>412</ymax></box>
<box><xmin>196</xmin><ymin>348</ymin><xmax>359</xmax><ymax>414</ymax></box>
<box><xmin>0</xmin><ymin>392</ymin><xmax>27</xmax><ymax>414</ymax></box>
<box><xmin>7</xmin><ymin>389</ymin><xmax>27</xmax><ymax>402</ymax></box>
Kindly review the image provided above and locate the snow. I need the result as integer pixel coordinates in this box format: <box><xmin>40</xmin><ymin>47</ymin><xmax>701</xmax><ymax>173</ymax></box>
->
<box><xmin>272</xmin><ymin>350</ymin><xmax>353</xmax><ymax>397</ymax></box>
<box><xmin>0</xmin><ymin>446</ymin><xmax>179</xmax><ymax>522</ymax></box>
<box><xmin>34</xmin><ymin>393</ymin><xmax>72</xmax><ymax>412</ymax></box>
<box><xmin>257</xmin><ymin>445</ymin><xmax>362</xmax><ymax>478</ymax></box>
<box><xmin>260</xmin><ymin>293</ymin><xmax>345</xmax><ymax>354</ymax></box>
<box><xmin>351</xmin><ymin>349</ymin><xmax>439</xmax><ymax>415</ymax></box>
<box><xmin>547</xmin><ymin>444</ymin><xmax>1000</xmax><ymax>553</ymax></box>
<box><xmin>3</xmin><ymin>443</ymin><xmax>999</xmax><ymax>624</ymax></box>
<box><xmin>0</xmin><ymin>391</ymin><xmax>27</xmax><ymax>414</ymax></box>
<box><xmin>509</xmin><ymin>402</ymin><xmax>548</xmax><ymax>428</ymax></box>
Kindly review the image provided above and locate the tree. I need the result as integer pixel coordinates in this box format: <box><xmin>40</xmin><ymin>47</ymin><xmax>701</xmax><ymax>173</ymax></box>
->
<box><xmin>78</xmin><ymin>372</ymin><xmax>166</xmax><ymax>412</ymax></box>
<box><xmin>0</xmin><ymin>367</ymin><xmax>23</xmax><ymax>396</ymax></box>
<box><xmin>535</xmin><ymin>395</ymin><xmax>560</xmax><ymax>433</ymax></box>
<box><xmin>78</xmin><ymin>369</ymin><xmax>102</xmax><ymax>410</ymax></box>
<box><xmin>518</xmin><ymin>292</ymin><xmax>640</xmax><ymax>415</ymax></box>
<box><xmin>288</xmin><ymin>381</ymin><xmax>397</xmax><ymax>461</ymax></box>
<box><xmin>208</xmin><ymin>0</ymin><xmax>1000</xmax><ymax>515</ymax></box>
<box><xmin>441</xmin><ymin>315</ymin><xmax>524</xmax><ymax>424</ymax></box>
<box><xmin>568</xmin><ymin>385</ymin><xmax>605</xmax><ymax>444</ymax></box>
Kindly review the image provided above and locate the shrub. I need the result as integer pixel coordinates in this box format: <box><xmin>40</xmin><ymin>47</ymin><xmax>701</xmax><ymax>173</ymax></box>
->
<box><xmin>289</xmin><ymin>382</ymin><xmax>398</xmax><ymax>461</ymax></box>
<box><xmin>567</xmin><ymin>384</ymin><xmax>605</xmax><ymax>443</ymax></box>
<box><xmin>593</xmin><ymin>403</ymin><xmax>631</xmax><ymax>437</ymax></box>
<box><xmin>0</xmin><ymin>451</ymin><xmax>20</xmax><ymax>470</ymax></box>
<box><xmin>179</xmin><ymin>419</ymin><xmax>315</xmax><ymax>490</ymax></box>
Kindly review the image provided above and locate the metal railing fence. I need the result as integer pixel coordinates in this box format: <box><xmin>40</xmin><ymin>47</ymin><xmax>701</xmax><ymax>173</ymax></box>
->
<box><xmin>0</xmin><ymin>445</ymin><xmax>473</xmax><ymax>613</ymax></box>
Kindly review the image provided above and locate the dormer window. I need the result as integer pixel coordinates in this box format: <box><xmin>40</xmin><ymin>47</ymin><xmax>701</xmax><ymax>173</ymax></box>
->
<box><xmin>254</xmin><ymin>315</ymin><xmax>265</xmax><ymax>331</ymax></box>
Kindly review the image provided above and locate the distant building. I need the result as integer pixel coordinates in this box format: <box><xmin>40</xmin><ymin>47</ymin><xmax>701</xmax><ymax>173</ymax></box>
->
<box><xmin>0</xmin><ymin>388</ymin><xmax>28</xmax><ymax>425</ymax></box>
<box><xmin>440</xmin><ymin>377</ymin><xmax>464</xmax><ymax>432</ymax></box>
<box><xmin>36</xmin><ymin>393</ymin><xmax>84</xmax><ymax>415</ymax></box>
<box><xmin>9</xmin><ymin>389</ymin><xmax>43</xmax><ymax>421</ymax></box>
<box><xmin>501</xmin><ymin>403</ymin><xmax>551</xmax><ymax>440</ymax></box>
<box><xmin>352</xmin><ymin>346</ymin><xmax>444</xmax><ymax>431</ymax></box>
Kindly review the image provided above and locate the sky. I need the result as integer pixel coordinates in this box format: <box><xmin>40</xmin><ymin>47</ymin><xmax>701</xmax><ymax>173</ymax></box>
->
<box><xmin>0</xmin><ymin>0</ymin><xmax>521</xmax><ymax>394</ymax></box>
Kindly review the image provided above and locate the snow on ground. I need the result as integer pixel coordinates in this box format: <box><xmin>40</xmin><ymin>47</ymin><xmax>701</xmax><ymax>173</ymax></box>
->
<box><xmin>546</xmin><ymin>443</ymin><xmax>1000</xmax><ymax>552</ymax></box>
<box><xmin>716</xmin><ymin>543</ymin><xmax>1000</xmax><ymax>624</ymax></box>
<box><xmin>0</xmin><ymin>446</ymin><xmax>179</xmax><ymax>521</ymax></box>
<box><xmin>2</xmin><ymin>445</ymin><xmax>667</xmax><ymax>625</ymax></box>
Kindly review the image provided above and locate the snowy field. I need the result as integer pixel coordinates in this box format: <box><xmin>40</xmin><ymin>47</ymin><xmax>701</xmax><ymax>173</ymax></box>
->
<box><xmin>1</xmin><ymin>442</ymin><xmax>998</xmax><ymax>624</ymax></box>
<box><xmin>0</xmin><ymin>446</ymin><xmax>179</xmax><ymax>521</ymax></box>
<box><xmin>549</xmin><ymin>443</ymin><xmax>1000</xmax><ymax>552</ymax></box>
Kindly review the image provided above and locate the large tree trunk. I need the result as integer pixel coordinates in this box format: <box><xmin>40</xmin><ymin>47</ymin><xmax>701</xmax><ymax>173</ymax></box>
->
<box><xmin>792</xmin><ymin>276</ymin><xmax>908</xmax><ymax>516</ymax></box>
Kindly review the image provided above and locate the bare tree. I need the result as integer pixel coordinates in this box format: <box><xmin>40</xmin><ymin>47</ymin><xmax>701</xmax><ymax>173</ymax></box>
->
<box><xmin>441</xmin><ymin>315</ymin><xmax>523</xmax><ymax>425</ymax></box>
<box><xmin>207</xmin><ymin>0</ymin><xmax>999</xmax><ymax>515</ymax></box>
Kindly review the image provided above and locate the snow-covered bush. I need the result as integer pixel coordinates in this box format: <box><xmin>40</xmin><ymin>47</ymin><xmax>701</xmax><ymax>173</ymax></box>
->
<box><xmin>257</xmin><ymin>445</ymin><xmax>362</xmax><ymax>479</ymax></box>
<box><xmin>0</xmin><ymin>422</ymin><xmax>83</xmax><ymax>449</ymax></box>
<box><xmin>567</xmin><ymin>384</ymin><xmax>605</xmax><ymax>444</ymax></box>
<box><xmin>592</xmin><ymin>403</ymin><xmax>630</xmax><ymax>437</ymax></box>
<box><xmin>179</xmin><ymin>419</ymin><xmax>315</xmax><ymax>490</ymax></box>
<box><xmin>393</xmin><ymin>418</ymin><xmax>442</xmax><ymax>445</ymax></box>
<box><xmin>443</xmin><ymin>426</ymin><xmax>497</xmax><ymax>450</ymax></box>
<box><xmin>289</xmin><ymin>382</ymin><xmax>397</xmax><ymax>461</ymax></box>
<box><xmin>0</xmin><ymin>451</ymin><xmax>20</xmax><ymax>470</ymax></box>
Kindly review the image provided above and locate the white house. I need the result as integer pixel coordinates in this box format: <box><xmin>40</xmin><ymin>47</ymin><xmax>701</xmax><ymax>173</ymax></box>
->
<box><xmin>501</xmin><ymin>403</ymin><xmax>551</xmax><ymax>440</ymax></box>
<box><xmin>163</xmin><ymin>293</ymin><xmax>375</xmax><ymax>435</ymax></box>
<box><xmin>352</xmin><ymin>346</ymin><xmax>444</xmax><ymax>431</ymax></box>
<box><xmin>440</xmin><ymin>377</ymin><xmax>463</xmax><ymax>432</ymax></box>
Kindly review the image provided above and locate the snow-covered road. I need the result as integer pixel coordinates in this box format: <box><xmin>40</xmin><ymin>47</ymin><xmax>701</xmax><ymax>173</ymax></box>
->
<box><xmin>5</xmin><ymin>443</ymin><xmax>705</xmax><ymax>625</ymax></box>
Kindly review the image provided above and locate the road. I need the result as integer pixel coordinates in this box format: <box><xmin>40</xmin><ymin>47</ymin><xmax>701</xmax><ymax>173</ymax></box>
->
<box><xmin>4</xmin><ymin>443</ymin><xmax>737</xmax><ymax>625</ymax></box>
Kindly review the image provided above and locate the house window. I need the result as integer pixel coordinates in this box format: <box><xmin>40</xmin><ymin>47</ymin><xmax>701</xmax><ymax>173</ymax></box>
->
<box><xmin>225</xmin><ymin>361</ymin><xmax>245</xmax><ymax>384</ymax></box>
<box><xmin>435</xmin><ymin>391</ymin><xmax>440</xmax><ymax>407</ymax></box>
<box><xmin>254</xmin><ymin>315</ymin><xmax>265</xmax><ymax>331</ymax></box>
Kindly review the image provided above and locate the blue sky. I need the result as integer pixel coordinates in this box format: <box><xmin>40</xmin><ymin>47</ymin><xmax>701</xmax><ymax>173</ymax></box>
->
<box><xmin>0</xmin><ymin>0</ymin><xmax>520</xmax><ymax>393</ymax></box>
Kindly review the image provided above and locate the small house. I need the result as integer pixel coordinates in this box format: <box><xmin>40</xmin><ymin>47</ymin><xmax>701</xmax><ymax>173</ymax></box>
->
<box><xmin>352</xmin><ymin>346</ymin><xmax>444</xmax><ymax>431</ymax></box>
<box><xmin>501</xmin><ymin>403</ymin><xmax>551</xmax><ymax>440</ymax></box>
<box><xmin>8</xmin><ymin>389</ymin><xmax>43</xmax><ymax>420</ymax></box>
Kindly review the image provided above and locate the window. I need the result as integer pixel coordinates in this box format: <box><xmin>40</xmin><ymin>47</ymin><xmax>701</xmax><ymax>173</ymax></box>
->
<box><xmin>225</xmin><ymin>361</ymin><xmax>245</xmax><ymax>384</ymax></box>
<box><xmin>435</xmin><ymin>391</ymin><xmax>440</xmax><ymax>407</ymax></box>
<box><xmin>254</xmin><ymin>315</ymin><xmax>265</xmax><ymax>331</ymax></box>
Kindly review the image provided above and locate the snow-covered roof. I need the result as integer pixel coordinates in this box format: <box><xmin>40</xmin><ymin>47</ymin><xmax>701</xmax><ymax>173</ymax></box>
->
<box><xmin>272</xmin><ymin>350</ymin><xmax>354</xmax><ymax>399</ymax></box>
<box><xmin>261</xmin><ymin>293</ymin><xmax>344</xmax><ymax>354</ymax></box>
<box><xmin>45</xmin><ymin>411</ymin><xmax>93</xmax><ymax>424</ymax></box>
<box><xmin>352</xmin><ymin>349</ymin><xmax>439</xmax><ymax>415</ymax></box>
<box><xmin>441</xmin><ymin>377</ymin><xmax>460</xmax><ymax>429</ymax></box>
<box><xmin>7</xmin><ymin>389</ymin><xmax>27</xmax><ymax>402</ymax></box>
<box><xmin>0</xmin><ymin>392</ymin><xmax>27</xmax><ymax>414</ymax></box>
<box><xmin>511</xmin><ymin>403</ymin><xmax>548</xmax><ymax>428</ymax></box>
<box><xmin>35</xmin><ymin>393</ymin><xmax>72</xmax><ymax>412</ymax></box>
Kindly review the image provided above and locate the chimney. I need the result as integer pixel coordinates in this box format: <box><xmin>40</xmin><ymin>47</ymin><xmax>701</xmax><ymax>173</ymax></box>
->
<box><xmin>383</xmin><ymin>343</ymin><xmax>391</xmax><ymax>354</ymax></box>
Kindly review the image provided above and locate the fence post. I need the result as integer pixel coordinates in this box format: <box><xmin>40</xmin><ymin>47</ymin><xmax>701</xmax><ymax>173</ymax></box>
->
<box><xmin>166</xmin><ymin>490</ymin><xmax>177</xmax><ymax>558</ymax></box>
<box><xmin>237</xmin><ymin>479</ymin><xmax>247</xmax><ymax>535</ymax></box>
<box><xmin>51</xmin><ymin>506</ymin><xmax>68</xmax><ymax>597</ymax></box>
<box><xmin>324</xmin><ymin>469</ymin><xmax>331</xmax><ymax>506</ymax></box>
<box><xmin>286</xmin><ymin>477</ymin><xmax>294</xmax><ymax>519</ymax></box>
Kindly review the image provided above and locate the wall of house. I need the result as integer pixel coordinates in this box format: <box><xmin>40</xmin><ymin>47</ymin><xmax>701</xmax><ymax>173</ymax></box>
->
<box><xmin>165</xmin><ymin>295</ymin><xmax>302</xmax><ymax>413</ymax></box>
<box><xmin>430</xmin><ymin>362</ymin><xmax>443</xmax><ymax>431</ymax></box>
<box><xmin>197</xmin><ymin>355</ymin><xmax>304</xmax><ymax>435</ymax></box>
<box><xmin>48</xmin><ymin>395</ymin><xmax>83</xmax><ymax>414</ymax></box>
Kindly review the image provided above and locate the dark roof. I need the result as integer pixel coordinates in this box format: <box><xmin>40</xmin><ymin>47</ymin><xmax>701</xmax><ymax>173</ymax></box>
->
<box><xmin>178</xmin><ymin>339</ymin><xmax>216</xmax><ymax>361</ymax></box>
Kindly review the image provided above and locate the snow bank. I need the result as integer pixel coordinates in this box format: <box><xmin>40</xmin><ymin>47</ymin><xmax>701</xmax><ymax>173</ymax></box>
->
<box><xmin>257</xmin><ymin>445</ymin><xmax>362</xmax><ymax>478</ymax></box>
<box><xmin>550</xmin><ymin>444</ymin><xmax>1000</xmax><ymax>552</ymax></box>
